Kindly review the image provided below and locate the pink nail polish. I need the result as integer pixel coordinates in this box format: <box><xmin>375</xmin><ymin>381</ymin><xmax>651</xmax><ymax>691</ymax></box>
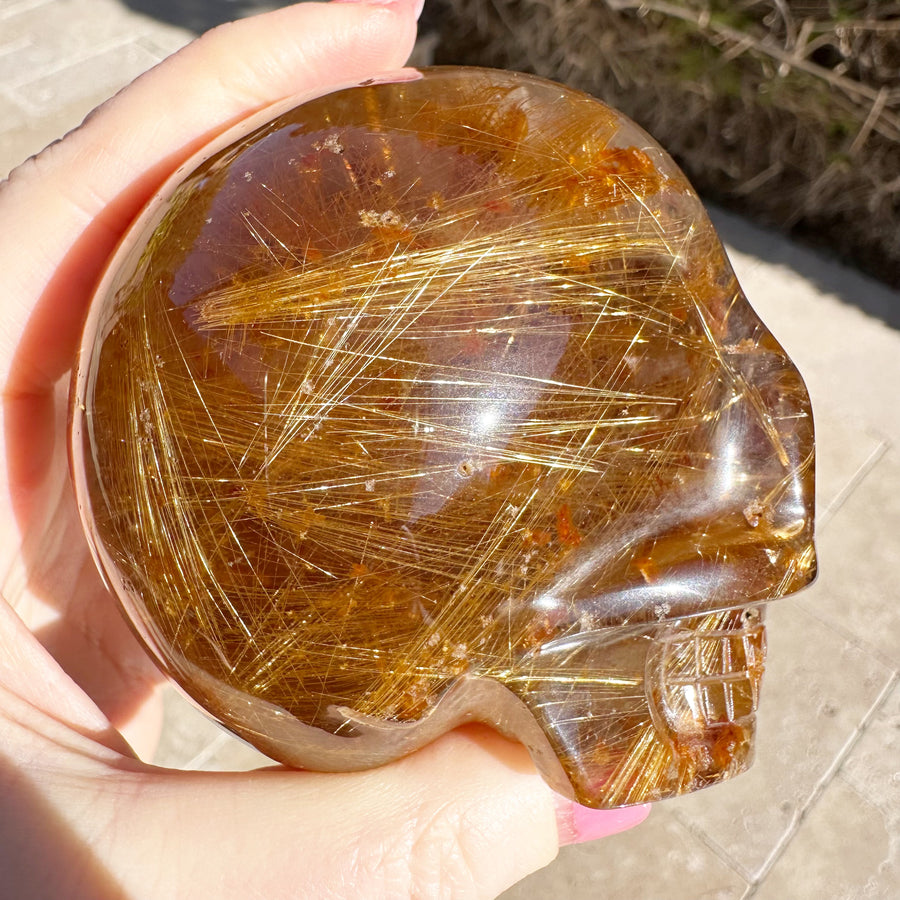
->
<box><xmin>330</xmin><ymin>0</ymin><xmax>397</xmax><ymax>6</ymax></box>
<box><xmin>555</xmin><ymin>797</ymin><xmax>651</xmax><ymax>846</ymax></box>
<box><xmin>332</xmin><ymin>0</ymin><xmax>425</xmax><ymax>14</ymax></box>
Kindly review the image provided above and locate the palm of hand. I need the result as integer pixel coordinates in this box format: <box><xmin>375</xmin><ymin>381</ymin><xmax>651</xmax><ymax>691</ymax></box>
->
<box><xmin>4</xmin><ymin>386</ymin><xmax>162</xmax><ymax>749</ymax></box>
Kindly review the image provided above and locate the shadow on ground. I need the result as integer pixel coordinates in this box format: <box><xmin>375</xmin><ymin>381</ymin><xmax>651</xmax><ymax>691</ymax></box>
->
<box><xmin>710</xmin><ymin>207</ymin><xmax>900</xmax><ymax>332</ymax></box>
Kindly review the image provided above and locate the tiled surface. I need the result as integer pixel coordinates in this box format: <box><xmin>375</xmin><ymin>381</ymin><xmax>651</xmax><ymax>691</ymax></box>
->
<box><xmin>154</xmin><ymin>688</ymin><xmax>272</xmax><ymax>772</ymax></box>
<box><xmin>805</xmin><ymin>454</ymin><xmax>900</xmax><ymax>669</ymax></box>
<box><xmin>753</xmin><ymin>777</ymin><xmax>899</xmax><ymax>900</ymax></box>
<box><xmin>515</xmin><ymin>804</ymin><xmax>750</xmax><ymax>900</ymax></box>
<box><xmin>0</xmin><ymin>0</ymin><xmax>192</xmax><ymax>176</ymax></box>
<box><xmin>4</xmin><ymin>2</ymin><xmax>898</xmax><ymax>897</ymax></box>
<box><xmin>841</xmin><ymin>677</ymin><xmax>900</xmax><ymax>812</ymax></box>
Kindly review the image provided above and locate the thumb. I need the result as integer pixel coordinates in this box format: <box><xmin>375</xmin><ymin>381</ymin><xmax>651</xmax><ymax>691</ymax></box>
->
<box><xmin>106</xmin><ymin>727</ymin><xmax>647</xmax><ymax>899</ymax></box>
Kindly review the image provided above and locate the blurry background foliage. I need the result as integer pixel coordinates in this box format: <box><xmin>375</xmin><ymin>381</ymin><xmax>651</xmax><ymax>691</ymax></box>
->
<box><xmin>420</xmin><ymin>0</ymin><xmax>900</xmax><ymax>289</ymax></box>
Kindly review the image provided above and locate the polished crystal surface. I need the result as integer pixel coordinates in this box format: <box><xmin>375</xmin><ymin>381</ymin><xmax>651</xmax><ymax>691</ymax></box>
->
<box><xmin>71</xmin><ymin>67</ymin><xmax>816</xmax><ymax>808</ymax></box>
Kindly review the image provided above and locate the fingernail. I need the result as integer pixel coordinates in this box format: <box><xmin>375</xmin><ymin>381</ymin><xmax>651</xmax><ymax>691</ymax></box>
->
<box><xmin>555</xmin><ymin>796</ymin><xmax>651</xmax><ymax>846</ymax></box>
<box><xmin>332</xmin><ymin>0</ymin><xmax>425</xmax><ymax>16</ymax></box>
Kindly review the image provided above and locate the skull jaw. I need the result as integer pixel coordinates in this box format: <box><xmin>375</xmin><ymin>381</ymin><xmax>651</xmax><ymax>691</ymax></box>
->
<box><xmin>165</xmin><ymin>606</ymin><xmax>764</xmax><ymax>809</ymax></box>
<box><xmin>498</xmin><ymin>605</ymin><xmax>766</xmax><ymax>807</ymax></box>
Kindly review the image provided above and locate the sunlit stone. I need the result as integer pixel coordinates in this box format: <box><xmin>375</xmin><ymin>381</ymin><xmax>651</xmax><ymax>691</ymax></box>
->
<box><xmin>71</xmin><ymin>68</ymin><xmax>816</xmax><ymax>807</ymax></box>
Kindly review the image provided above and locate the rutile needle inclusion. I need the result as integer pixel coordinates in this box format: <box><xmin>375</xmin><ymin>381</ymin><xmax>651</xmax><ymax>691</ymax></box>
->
<box><xmin>71</xmin><ymin>67</ymin><xmax>816</xmax><ymax>808</ymax></box>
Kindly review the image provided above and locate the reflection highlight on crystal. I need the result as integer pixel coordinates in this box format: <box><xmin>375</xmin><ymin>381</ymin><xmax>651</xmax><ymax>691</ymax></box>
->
<box><xmin>71</xmin><ymin>67</ymin><xmax>815</xmax><ymax>808</ymax></box>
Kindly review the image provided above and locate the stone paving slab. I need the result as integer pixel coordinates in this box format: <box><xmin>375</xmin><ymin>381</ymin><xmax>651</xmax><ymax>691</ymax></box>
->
<box><xmin>0</xmin><ymin>0</ymin><xmax>192</xmax><ymax>176</ymax></box>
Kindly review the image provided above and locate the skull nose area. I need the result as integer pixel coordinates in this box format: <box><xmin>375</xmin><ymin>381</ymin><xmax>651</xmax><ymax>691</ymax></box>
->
<box><xmin>504</xmin><ymin>607</ymin><xmax>766</xmax><ymax>808</ymax></box>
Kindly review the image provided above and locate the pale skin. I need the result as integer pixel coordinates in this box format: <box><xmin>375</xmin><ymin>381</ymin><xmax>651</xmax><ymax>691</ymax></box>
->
<box><xmin>0</xmin><ymin>2</ymin><xmax>648</xmax><ymax>897</ymax></box>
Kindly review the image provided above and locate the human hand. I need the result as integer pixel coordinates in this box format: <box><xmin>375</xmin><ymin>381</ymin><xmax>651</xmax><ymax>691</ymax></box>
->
<box><xmin>0</xmin><ymin>3</ymin><xmax>649</xmax><ymax>897</ymax></box>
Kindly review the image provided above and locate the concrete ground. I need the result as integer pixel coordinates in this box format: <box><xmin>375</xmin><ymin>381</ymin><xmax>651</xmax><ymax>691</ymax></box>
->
<box><xmin>3</xmin><ymin>0</ymin><xmax>898</xmax><ymax>897</ymax></box>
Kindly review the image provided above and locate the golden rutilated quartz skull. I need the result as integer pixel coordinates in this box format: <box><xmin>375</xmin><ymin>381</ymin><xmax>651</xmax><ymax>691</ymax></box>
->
<box><xmin>71</xmin><ymin>68</ymin><xmax>816</xmax><ymax>808</ymax></box>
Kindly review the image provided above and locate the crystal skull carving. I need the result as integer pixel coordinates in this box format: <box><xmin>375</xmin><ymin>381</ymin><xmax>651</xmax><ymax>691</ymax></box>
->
<box><xmin>71</xmin><ymin>67</ymin><xmax>816</xmax><ymax>808</ymax></box>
